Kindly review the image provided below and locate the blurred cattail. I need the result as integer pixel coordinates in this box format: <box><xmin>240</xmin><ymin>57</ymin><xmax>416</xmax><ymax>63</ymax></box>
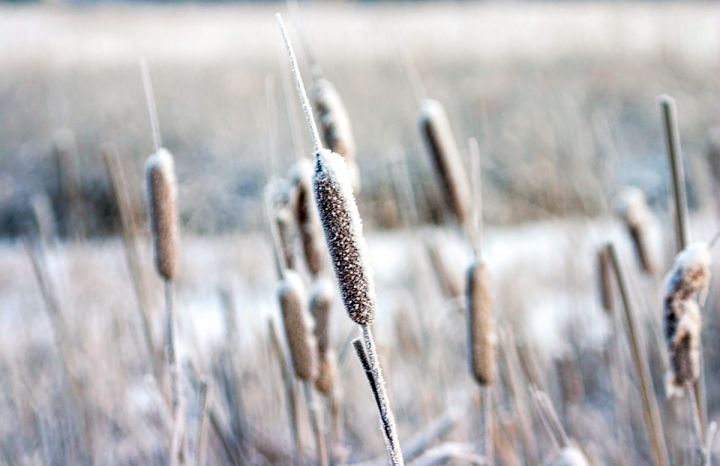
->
<box><xmin>544</xmin><ymin>446</ymin><xmax>590</xmax><ymax>466</ymax></box>
<box><xmin>291</xmin><ymin>159</ymin><xmax>324</xmax><ymax>276</ymax></box>
<box><xmin>615</xmin><ymin>187</ymin><xmax>655</xmax><ymax>274</ymax></box>
<box><xmin>706</xmin><ymin>127</ymin><xmax>720</xmax><ymax>187</ymax></box>
<box><xmin>663</xmin><ymin>242</ymin><xmax>710</xmax><ymax>397</ymax></box>
<box><xmin>278</xmin><ymin>270</ymin><xmax>319</xmax><ymax>382</ymax></box>
<box><xmin>596</xmin><ymin>247</ymin><xmax>613</xmax><ymax>314</ymax></box>
<box><xmin>53</xmin><ymin>128</ymin><xmax>83</xmax><ymax>239</ymax></box>
<box><xmin>466</xmin><ymin>260</ymin><xmax>495</xmax><ymax>386</ymax></box>
<box><xmin>424</xmin><ymin>236</ymin><xmax>463</xmax><ymax>299</ymax></box>
<box><xmin>267</xmin><ymin>178</ymin><xmax>298</xmax><ymax>271</ymax></box>
<box><xmin>418</xmin><ymin>99</ymin><xmax>471</xmax><ymax>225</ymax></box>
<box><xmin>310</xmin><ymin>279</ymin><xmax>336</xmax><ymax>396</ymax></box>
<box><xmin>311</xmin><ymin>78</ymin><xmax>360</xmax><ymax>190</ymax></box>
<box><xmin>316</xmin><ymin>349</ymin><xmax>337</xmax><ymax>397</ymax></box>
<box><xmin>313</xmin><ymin>149</ymin><xmax>376</xmax><ymax>326</ymax></box>
<box><xmin>145</xmin><ymin>148</ymin><xmax>179</xmax><ymax>281</ymax></box>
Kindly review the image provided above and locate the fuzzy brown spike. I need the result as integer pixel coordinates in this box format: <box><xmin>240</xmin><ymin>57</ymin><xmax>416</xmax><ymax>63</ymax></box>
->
<box><xmin>268</xmin><ymin>178</ymin><xmax>298</xmax><ymax>271</ymax></box>
<box><xmin>291</xmin><ymin>159</ymin><xmax>324</xmax><ymax>276</ymax></box>
<box><xmin>466</xmin><ymin>260</ymin><xmax>495</xmax><ymax>386</ymax></box>
<box><xmin>278</xmin><ymin>270</ymin><xmax>319</xmax><ymax>381</ymax></box>
<box><xmin>663</xmin><ymin>242</ymin><xmax>710</xmax><ymax>397</ymax></box>
<box><xmin>418</xmin><ymin>99</ymin><xmax>471</xmax><ymax>225</ymax></box>
<box><xmin>145</xmin><ymin>148</ymin><xmax>179</xmax><ymax>281</ymax></box>
<box><xmin>616</xmin><ymin>187</ymin><xmax>655</xmax><ymax>274</ymax></box>
<box><xmin>313</xmin><ymin>149</ymin><xmax>376</xmax><ymax>325</ymax></box>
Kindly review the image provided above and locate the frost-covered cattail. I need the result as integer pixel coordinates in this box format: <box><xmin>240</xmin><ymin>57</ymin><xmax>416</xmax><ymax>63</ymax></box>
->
<box><xmin>312</xmin><ymin>78</ymin><xmax>359</xmax><ymax>190</ymax></box>
<box><xmin>663</xmin><ymin>242</ymin><xmax>710</xmax><ymax>396</ymax></box>
<box><xmin>278</xmin><ymin>270</ymin><xmax>319</xmax><ymax>382</ymax></box>
<box><xmin>544</xmin><ymin>446</ymin><xmax>590</xmax><ymax>466</ymax></box>
<box><xmin>466</xmin><ymin>260</ymin><xmax>495</xmax><ymax>386</ymax></box>
<box><xmin>314</xmin><ymin>150</ymin><xmax>376</xmax><ymax>326</ymax></box>
<box><xmin>145</xmin><ymin>148</ymin><xmax>179</xmax><ymax>281</ymax></box>
<box><xmin>291</xmin><ymin>159</ymin><xmax>324</xmax><ymax>277</ymax></box>
<box><xmin>267</xmin><ymin>179</ymin><xmax>298</xmax><ymax>271</ymax></box>
<box><xmin>418</xmin><ymin>99</ymin><xmax>471</xmax><ymax>225</ymax></box>
<box><xmin>615</xmin><ymin>187</ymin><xmax>655</xmax><ymax>274</ymax></box>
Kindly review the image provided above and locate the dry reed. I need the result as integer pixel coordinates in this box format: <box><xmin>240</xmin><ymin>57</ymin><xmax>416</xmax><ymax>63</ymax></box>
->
<box><xmin>418</xmin><ymin>99</ymin><xmax>472</xmax><ymax>225</ymax></box>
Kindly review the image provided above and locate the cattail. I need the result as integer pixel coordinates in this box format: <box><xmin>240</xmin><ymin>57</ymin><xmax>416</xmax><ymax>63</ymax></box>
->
<box><xmin>418</xmin><ymin>99</ymin><xmax>471</xmax><ymax>225</ymax></box>
<box><xmin>597</xmin><ymin>247</ymin><xmax>613</xmax><ymax>314</ymax></box>
<box><xmin>310</xmin><ymin>278</ymin><xmax>334</xmax><ymax>356</ymax></box>
<box><xmin>312</xmin><ymin>78</ymin><xmax>360</xmax><ymax>190</ymax></box>
<box><xmin>545</xmin><ymin>446</ymin><xmax>590</xmax><ymax>466</ymax></box>
<box><xmin>291</xmin><ymin>159</ymin><xmax>324</xmax><ymax>276</ymax></box>
<box><xmin>267</xmin><ymin>178</ymin><xmax>298</xmax><ymax>271</ymax></box>
<box><xmin>316</xmin><ymin>349</ymin><xmax>337</xmax><ymax>397</ymax></box>
<box><xmin>145</xmin><ymin>148</ymin><xmax>179</xmax><ymax>281</ymax></box>
<box><xmin>466</xmin><ymin>260</ymin><xmax>495</xmax><ymax>386</ymax></box>
<box><xmin>313</xmin><ymin>149</ymin><xmax>376</xmax><ymax>326</ymax></box>
<box><xmin>615</xmin><ymin>187</ymin><xmax>654</xmax><ymax>274</ymax></box>
<box><xmin>278</xmin><ymin>270</ymin><xmax>318</xmax><ymax>382</ymax></box>
<box><xmin>663</xmin><ymin>242</ymin><xmax>710</xmax><ymax>397</ymax></box>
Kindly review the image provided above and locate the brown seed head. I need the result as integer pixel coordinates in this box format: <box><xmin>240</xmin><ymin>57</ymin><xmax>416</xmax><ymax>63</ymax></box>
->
<box><xmin>418</xmin><ymin>99</ymin><xmax>471</xmax><ymax>225</ymax></box>
<box><xmin>311</xmin><ymin>78</ymin><xmax>356</xmax><ymax>164</ymax></box>
<box><xmin>277</xmin><ymin>270</ymin><xmax>318</xmax><ymax>381</ymax></box>
<box><xmin>615</xmin><ymin>187</ymin><xmax>655</xmax><ymax>273</ymax></box>
<box><xmin>268</xmin><ymin>179</ymin><xmax>298</xmax><ymax>271</ymax></box>
<box><xmin>290</xmin><ymin>159</ymin><xmax>324</xmax><ymax>276</ymax></box>
<box><xmin>145</xmin><ymin>148</ymin><xmax>179</xmax><ymax>280</ymax></box>
<box><xmin>309</xmin><ymin>278</ymin><xmax>334</xmax><ymax>356</ymax></box>
<box><xmin>315</xmin><ymin>349</ymin><xmax>337</xmax><ymax>397</ymax></box>
<box><xmin>313</xmin><ymin>149</ymin><xmax>376</xmax><ymax>325</ymax></box>
<box><xmin>466</xmin><ymin>260</ymin><xmax>495</xmax><ymax>386</ymax></box>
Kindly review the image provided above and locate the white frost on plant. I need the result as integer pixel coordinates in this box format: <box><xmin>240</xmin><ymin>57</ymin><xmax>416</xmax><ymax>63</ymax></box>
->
<box><xmin>614</xmin><ymin>186</ymin><xmax>649</xmax><ymax>229</ymax></box>
<box><xmin>664</xmin><ymin>242</ymin><xmax>711</xmax><ymax>305</ymax></box>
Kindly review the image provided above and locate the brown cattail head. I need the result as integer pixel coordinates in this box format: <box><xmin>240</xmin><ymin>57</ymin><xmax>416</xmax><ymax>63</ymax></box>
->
<box><xmin>145</xmin><ymin>148</ymin><xmax>179</xmax><ymax>280</ymax></box>
<box><xmin>615</xmin><ymin>187</ymin><xmax>655</xmax><ymax>274</ymax></box>
<box><xmin>311</xmin><ymin>78</ymin><xmax>359</xmax><ymax>190</ymax></box>
<box><xmin>663</xmin><ymin>242</ymin><xmax>710</xmax><ymax>396</ymax></box>
<box><xmin>466</xmin><ymin>260</ymin><xmax>495</xmax><ymax>386</ymax></box>
<box><xmin>316</xmin><ymin>349</ymin><xmax>337</xmax><ymax>397</ymax></box>
<box><xmin>309</xmin><ymin>278</ymin><xmax>334</xmax><ymax>357</ymax></box>
<box><xmin>418</xmin><ymin>99</ymin><xmax>471</xmax><ymax>225</ymax></box>
<box><xmin>597</xmin><ymin>247</ymin><xmax>613</xmax><ymax>314</ymax></box>
<box><xmin>290</xmin><ymin>159</ymin><xmax>325</xmax><ymax>277</ymax></box>
<box><xmin>313</xmin><ymin>149</ymin><xmax>376</xmax><ymax>326</ymax></box>
<box><xmin>277</xmin><ymin>270</ymin><xmax>318</xmax><ymax>381</ymax></box>
<box><xmin>267</xmin><ymin>178</ymin><xmax>298</xmax><ymax>271</ymax></box>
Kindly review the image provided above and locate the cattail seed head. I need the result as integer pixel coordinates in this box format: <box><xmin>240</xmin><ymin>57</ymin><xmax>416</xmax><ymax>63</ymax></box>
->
<box><xmin>309</xmin><ymin>278</ymin><xmax>334</xmax><ymax>357</ymax></box>
<box><xmin>313</xmin><ymin>149</ymin><xmax>376</xmax><ymax>326</ymax></box>
<box><xmin>267</xmin><ymin>179</ymin><xmax>298</xmax><ymax>271</ymax></box>
<box><xmin>315</xmin><ymin>349</ymin><xmax>337</xmax><ymax>397</ymax></box>
<box><xmin>466</xmin><ymin>260</ymin><xmax>495</xmax><ymax>386</ymax></box>
<box><xmin>418</xmin><ymin>99</ymin><xmax>471</xmax><ymax>225</ymax></box>
<box><xmin>663</xmin><ymin>242</ymin><xmax>710</xmax><ymax>396</ymax></box>
<box><xmin>277</xmin><ymin>270</ymin><xmax>318</xmax><ymax>381</ymax></box>
<box><xmin>290</xmin><ymin>159</ymin><xmax>325</xmax><ymax>276</ymax></box>
<box><xmin>615</xmin><ymin>187</ymin><xmax>655</xmax><ymax>274</ymax></box>
<box><xmin>145</xmin><ymin>148</ymin><xmax>179</xmax><ymax>280</ymax></box>
<box><xmin>311</xmin><ymin>78</ymin><xmax>359</xmax><ymax>190</ymax></box>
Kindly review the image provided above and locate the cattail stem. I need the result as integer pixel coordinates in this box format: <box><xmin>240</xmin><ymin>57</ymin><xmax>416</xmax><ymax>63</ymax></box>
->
<box><xmin>276</xmin><ymin>13</ymin><xmax>322</xmax><ymax>152</ymax></box>
<box><xmin>606</xmin><ymin>242</ymin><xmax>670</xmax><ymax>466</ymax></box>
<box><xmin>165</xmin><ymin>280</ymin><xmax>184</xmax><ymax>466</ymax></box>
<box><xmin>303</xmin><ymin>382</ymin><xmax>329</xmax><ymax>466</ymax></box>
<box><xmin>479</xmin><ymin>386</ymin><xmax>493</xmax><ymax>465</ymax></box>
<box><xmin>686</xmin><ymin>384</ymin><xmax>708</xmax><ymax>466</ymax></box>
<box><xmin>660</xmin><ymin>95</ymin><xmax>689</xmax><ymax>251</ymax></box>
<box><xmin>268</xmin><ymin>319</ymin><xmax>303</xmax><ymax>459</ymax></box>
<box><xmin>140</xmin><ymin>58</ymin><xmax>162</xmax><ymax>152</ymax></box>
<box><xmin>355</xmin><ymin>328</ymin><xmax>405</xmax><ymax>466</ymax></box>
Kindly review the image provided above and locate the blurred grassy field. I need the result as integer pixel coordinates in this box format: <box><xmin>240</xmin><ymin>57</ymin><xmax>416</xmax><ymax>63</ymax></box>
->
<box><xmin>2</xmin><ymin>2</ymin><xmax>720</xmax><ymax>235</ymax></box>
